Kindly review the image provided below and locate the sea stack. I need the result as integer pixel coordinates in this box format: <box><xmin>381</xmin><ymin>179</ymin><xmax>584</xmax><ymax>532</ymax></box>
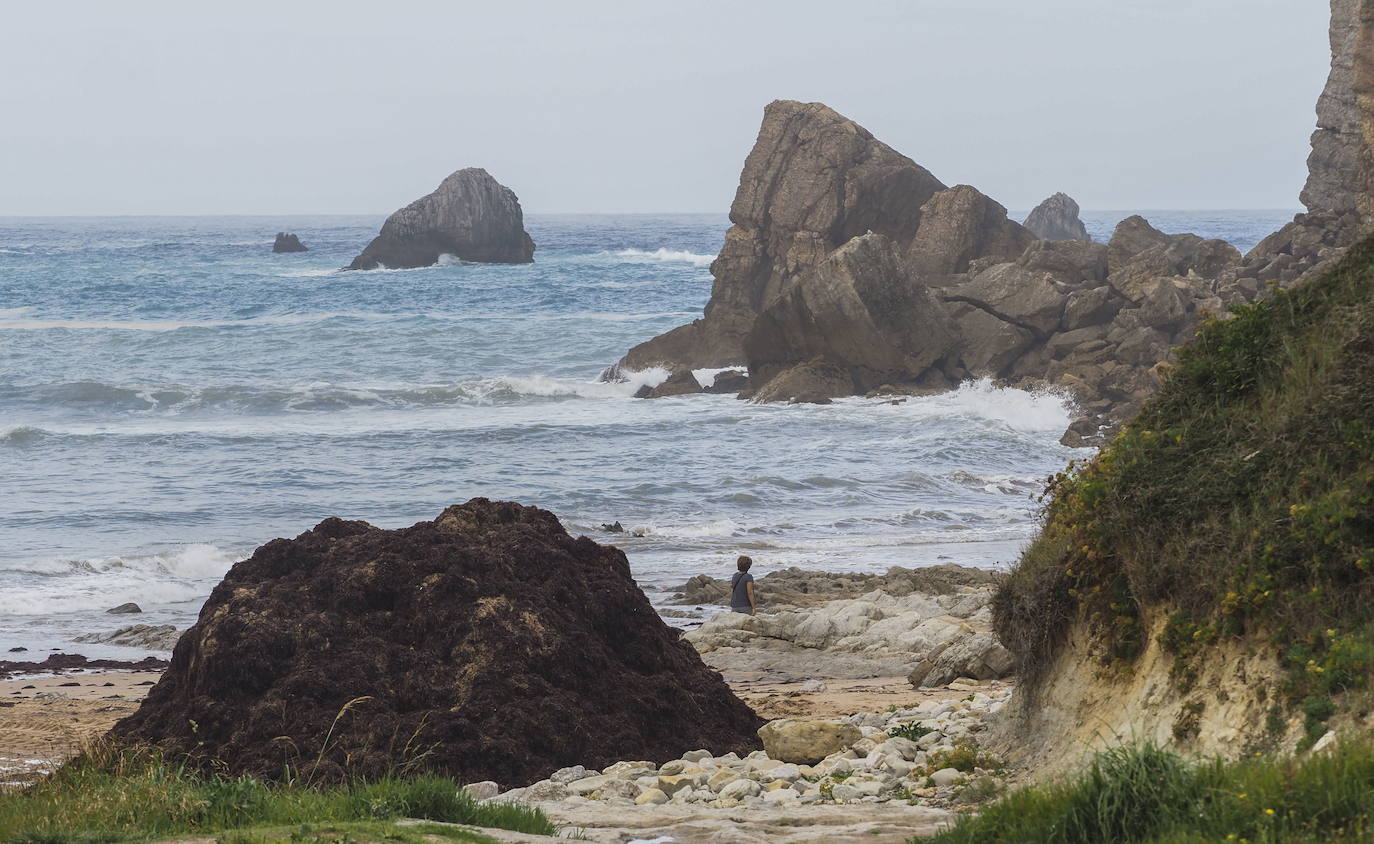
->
<box><xmin>112</xmin><ymin>499</ymin><xmax>761</xmax><ymax>785</ymax></box>
<box><xmin>1022</xmin><ymin>193</ymin><xmax>1091</xmax><ymax>242</ymax></box>
<box><xmin>272</xmin><ymin>232</ymin><xmax>308</xmax><ymax>253</ymax></box>
<box><xmin>612</xmin><ymin>100</ymin><xmax>947</xmax><ymax>373</ymax></box>
<box><xmin>347</xmin><ymin>168</ymin><xmax>535</xmax><ymax>270</ymax></box>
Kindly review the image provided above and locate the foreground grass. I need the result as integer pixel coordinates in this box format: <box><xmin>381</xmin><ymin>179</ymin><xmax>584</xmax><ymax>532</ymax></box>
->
<box><xmin>929</xmin><ymin>739</ymin><xmax>1374</xmax><ymax>843</ymax></box>
<box><xmin>0</xmin><ymin>745</ymin><xmax>555</xmax><ymax>843</ymax></box>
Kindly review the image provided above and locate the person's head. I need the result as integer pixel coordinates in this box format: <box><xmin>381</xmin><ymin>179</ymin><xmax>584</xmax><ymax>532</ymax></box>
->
<box><xmin>736</xmin><ymin>555</ymin><xmax>753</xmax><ymax>572</ymax></box>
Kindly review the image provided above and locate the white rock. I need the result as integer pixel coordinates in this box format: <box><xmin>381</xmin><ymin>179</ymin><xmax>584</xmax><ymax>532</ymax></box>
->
<box><xmin>682</xmin><ymin>749</ymin><xmax>712</xmax><ymax>762</ymax></box>
<box><xmin>566</xmin><ymin>774</ymin><xmax>617</xmax><ymax>796</ymax></box>
<box><xmin>462</xmin><ymin>781</ymin><xmax>499</xmax><ymax>800</ymax></box>
<box><xmin>720</xmin><ymin>778</ymin><xmax>763</xmax><ymax>800</ymax></box>
<box><xmin>762</xmin><ymin>788</ymin><xmax>800</xmax><ymax>805</ymax></box>
<box><xmin>770</xmin><ymin>763</ymin><xmax>802</xmax><ymax>782</ymax></box>
<box><xmin>830</xmin><ymin>783</ymin><xmax>861</xmax><ymax>803</ymax></box>
<box><xmin>550</xmin><ymin>765</ymin><xmax>588</xmax><ymax>784</ymax></box>
<box><xmin>635</xmin><ymin>788</ymin><xmax>669</xmax><ymax>805</ymax></box>
<box><xmin>929</xmin><ymin>767</ymin><xmax>964</xmax><ymax>787</ymax></box>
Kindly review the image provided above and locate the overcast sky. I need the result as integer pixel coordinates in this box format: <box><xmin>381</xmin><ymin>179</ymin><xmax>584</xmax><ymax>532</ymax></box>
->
<box><xmin>1</xmin><ymin>0</ymin><xmax>1329</xmax><ymax>216</ymax></box>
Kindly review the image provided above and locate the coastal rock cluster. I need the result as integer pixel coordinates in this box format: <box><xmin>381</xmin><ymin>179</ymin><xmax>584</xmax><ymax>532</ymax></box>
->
<box><xmin>494</xmin><ymin>691</ymin><xmax>1010</xmax><ymax>811</ymax></box>
<box><xmin>272</xmin><ymin>232</ymin><xmax>308</xmax><ymax>253</ymax></box>
<box><xmin>686</xmin><ymin>589</ymin><xmax>1014</xmax><ymax>688</ymax></box>
<box><xmin>672</xmin><ymin>563</ymin><xmax>1000</xmax><ymax>608</ymax></box>
<box><xmin>610</xmin><ymin>59</ymin><xmax>1374</xmax><ymax>443</ymax></box>
<box><xmin>347</xmin><ymin>168</ymin><xmax>534</xmax><ymax>269</ymax></box>
<box><xmin>113</xmin><ymin>499</ymin><xmax>760</xmax><ymax>784</ymax></box>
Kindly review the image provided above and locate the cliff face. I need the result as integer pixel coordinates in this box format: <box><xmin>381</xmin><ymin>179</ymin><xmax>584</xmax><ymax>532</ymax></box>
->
<box><xmin>347</xmin><ymin>168</ymin><xmax>534</xmax><ymax>270</ymax></box>
<box><xmin>615</xmin><ymin>101</ymin><xmax>947</xmax><ymax>371</ymax></box>
<box><xmin>1302</xmin><ymin>0</ymin><xmax>1374</xmax><ymax>224</ymax></box>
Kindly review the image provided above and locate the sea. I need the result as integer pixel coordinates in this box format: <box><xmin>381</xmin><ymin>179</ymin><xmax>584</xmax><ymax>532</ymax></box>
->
<box><xmin>0</xmin><ymin>209</ymin><xmax>1296</xmax><ymax>659</ymax></box>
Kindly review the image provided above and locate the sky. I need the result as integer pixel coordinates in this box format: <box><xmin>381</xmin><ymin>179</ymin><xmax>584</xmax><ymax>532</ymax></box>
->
<box><xmin>0</xmin><ymin>0</ymin><xmax>1330</xmax><ymax>216</ymax></box>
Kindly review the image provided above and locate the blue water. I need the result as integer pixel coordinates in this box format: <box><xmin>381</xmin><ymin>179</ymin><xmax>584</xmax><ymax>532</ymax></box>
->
<box><xmin>0</xmin><ymin>210</ymin><xmax>1296</xmax><ymax>657</ymax></box>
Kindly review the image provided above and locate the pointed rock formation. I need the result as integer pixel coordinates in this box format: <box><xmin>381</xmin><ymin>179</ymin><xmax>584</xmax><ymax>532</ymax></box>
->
<box><xmin>272</xmin><ymin>232</ymin><xmax>308</xmax><ymax>253</ymax></box>
<box><xmin>614</xmin><ymin>101</ymin><xmax>947</xmax><ymax>372</ymax></box>
<box><xmin>744</xmin><ymin>233</ymin><xmax>958</xmax><ymax>401</ymax></box>
<box><xmin>347</xmin><ymin>168</ymin><xmax>534</xmax><ymax>270</ymax></box>
<box><xmin>1302</xmin><ymin>0</ymin><xmax>1374</xmax><ymax>224</ymax></box>
<box><xmin>905</xmin><ymin>186</ymin><xmax>1035</xmax><ymax>283</ymax></box>
<box><xmin>113</xmin><ymin>499</ymin><xmax>761</xmax><ymax>785</ymax></box>
<box><xmin>1023</xmin><ymin>193</ymin><xmax>1091</xmax><ymax>242</ymax></box>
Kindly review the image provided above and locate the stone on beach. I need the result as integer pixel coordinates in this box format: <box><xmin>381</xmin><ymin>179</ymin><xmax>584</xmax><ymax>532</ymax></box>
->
<box><xmin>757</xmin><ymin>719</ymin><xmax>863</xmax><ymax>764</ymax></box>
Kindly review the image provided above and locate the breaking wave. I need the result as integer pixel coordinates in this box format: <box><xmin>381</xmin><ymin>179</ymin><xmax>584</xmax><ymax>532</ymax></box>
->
<box><xmin>613</xmin><ymin>248</ymin><xmax>715</xmax><ymax>267</ymax></box>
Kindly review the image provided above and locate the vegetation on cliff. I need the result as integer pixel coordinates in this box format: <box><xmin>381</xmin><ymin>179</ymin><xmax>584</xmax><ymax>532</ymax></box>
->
<box><xmin>995</xmin><ymin>232</ymin><xmax>1374</xmax><ymax>736</ymax></box>
<box><xmin>930</xmin><ymin>738</ymin><xmax>1374</xmax><ymax>843</ymax></box>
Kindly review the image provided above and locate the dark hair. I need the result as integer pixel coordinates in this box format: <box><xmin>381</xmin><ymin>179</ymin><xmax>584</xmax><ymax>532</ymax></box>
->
<box><xmin>736</xmin><ymin>555</ymin><xmax>753</xmax><ymax>572</ymax></box>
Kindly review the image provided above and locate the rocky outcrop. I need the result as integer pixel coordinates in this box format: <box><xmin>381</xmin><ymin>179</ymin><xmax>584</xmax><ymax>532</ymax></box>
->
<box><xmin>613</xmin><ymin>101</ymin><xmax>947</xmax><ymax>373</ymax></box>
<box><xmin>347</xmin><ymin>168</ymin><xmax>534</xmax><ymax>270</ymax></box>
<box><xmin>75</xmin><ymin>624</ymin><xmax>182</xmax><ymax>651</ymax></box>
<box><xmin>743</xmin><ymin>234</ymin><xmax>959</xmax><ymax>400</ymax></box>
<box><xmin>669</xmin><ymin>564</ymin><xmax>1002</xmax><ymax>608</ymax></box>
<box><xmin>1022</xmin><ymin>193</ymin><xmax>1091</xmax><ymax>242</ymax></box>
<box><xmin>1301</xmin><ymin>0</ymin><xmax>1374</xmax><ymax>224</ymax></box>
<box><xmin>633</xmin><ymin>368</ymin><xmax>702</xmax><ymax>399</ymax></box>
<box><xmin>113</xmin><ymin>499</ymin><xmax>761</xmax><ymax>785</ymax></box>
<box><xmin>686</xmin><ymin>588</ymin><xmax>1012</xmax><ymax>687</ymax></box>
<box><xmin>272</xmin><ymin>232</ymin><xmax>308</xmax><ymax>253</ymax></box>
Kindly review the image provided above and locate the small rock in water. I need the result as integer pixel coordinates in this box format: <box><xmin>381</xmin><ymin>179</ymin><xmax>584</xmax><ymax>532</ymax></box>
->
<box><xmin>272</xmin><ymin>232</ymin><xmax>309</xmax><ymax>253</ymax></box>
<box><xmin>599</xmin><ymin>521</ymin><xmax>625</xmax><ymax>533</ymax></box>
<box><xmin>106</xmin><ymin>603</ymin><xmax>142</xmax><ymax>614</ymax></box>
<box><xmin>8</xmin><ymin>647</ymin><xmax>26</xmax><ymax>653</ymax></box>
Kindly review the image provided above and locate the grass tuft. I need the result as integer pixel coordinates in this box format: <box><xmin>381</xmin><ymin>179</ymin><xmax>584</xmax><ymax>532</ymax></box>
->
<box><xmin>928</xmin><ymin>738</ymin><xmax>1374</xmax><ymax>843</ymax></box>
<box><xmin>0</xmin><ymin>741</ymin><xmax>554</xmax><ymax>842</ymax></box>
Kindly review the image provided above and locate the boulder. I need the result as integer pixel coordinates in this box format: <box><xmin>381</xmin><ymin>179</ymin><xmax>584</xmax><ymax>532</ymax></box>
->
<box><xmin>615</xmin><ymin>100</ymin><xmax>947</xmax><ymax>371</ymax></box>
<box><xmin>906</xmin><ymin>186</ymin><xmax>1035</xmax><ymax>282</ymax></box>
<box><xmin>945</xmin><ymin>263</ymin><xmax>1067</xmax><ymax>337</ymax></box>
<box><xmin>113</xmin><ymin>499</ymin><xmax>761</xmax><ymax>784</ymax></box>
<box><xmin>749</xmin><ymin>359</ymin><xmax>852</xmax><ymax>404</ymax></box>
<box><xmin>272</xmin><ymin>232</ymin><xmax>308</xmax><ymax>253</ymax></box>
<box><xmin>1061</xmin><ymin>285</ymin><xmax>1124</xmax><ymax>330</ymax></box>
<box><xmin>907</xmin><ymin>631</ymin><xmax>1015</xmax><ymax>688</ymax></box>
<box><xmin>1301</xmin><ymin>0</ymin><xmax>1374</xmax><ymax>224</ymax></box>
<box><xmin>1022</xmin><ymin>192</ymin><xmax>1091</xmax><ymax>242</ymax></box>
<box><xmin>703</xmin><ymin>369</ymin><xmax>750</xmax><ymax>394</ymax></box>
<box><xmin>758</xmin><ymin>719</ymin><xmax>863</xmax><ymax>764</ymax></box>
<box><xmin>633</xmin><ymin>368</ymin><xmax>702</xmax><ymax>399</ymax></box>
<box><xmin>745</xmin><ymin>233</ymin><xmax>959</xmax><ymax>398</ymax></box>
<box><xmin>75</xmin><ymin>624</ymin><xmax>181</xmax><ymax>651</ymax></box>
<box><xmin>1105</xmin><ymin>217</ymin><xmax>1239</xmax><ymax>302</ymax></box>
<box><xmin>1016</xmin><ymin>239</ymin><xmax>1109</xmax><ymax>286</ymax></box>
<box><xmin>347</xmin><ymin>168</ymin><xmax>534</xmax><ymax>270</ymax></box>
<box><xmin>948</xmin><ymin>304</ymin><xmax>1036</xmax><ymax>377</ymax></box>
<box><xmin>106</xmin><ymin>603</ymin><xmax>141</xmax><ymax>614</ymax></box>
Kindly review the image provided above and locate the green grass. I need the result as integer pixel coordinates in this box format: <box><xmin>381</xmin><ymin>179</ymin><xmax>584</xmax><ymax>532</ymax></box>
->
<box><xmin>994</xmin><ymin>233</ymin><xmax>1374</xmax><ymax>712</ymax></box>
<box><xmin>0</xmin><ymin>743</ymin><xmax>555</xmax><ymax>843</ymax></box>
<box><xmin>928</xmin><ymin>739</ymin><xmax>1374</xmax><ymax>843</ymax></box>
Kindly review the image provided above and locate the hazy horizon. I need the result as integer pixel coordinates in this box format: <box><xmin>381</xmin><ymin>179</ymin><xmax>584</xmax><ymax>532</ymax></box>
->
<box><xmin>2</xmin><ymin>0</ymin><xmax>1328</xmax><ymax>216</ymax></box>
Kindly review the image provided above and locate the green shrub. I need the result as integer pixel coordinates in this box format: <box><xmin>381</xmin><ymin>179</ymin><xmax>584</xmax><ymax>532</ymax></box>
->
<box><xmin>889</xmin><ymin>721</ymin><xmax>934</xmax><ymax>742</ymax></box>
<box><xmin>928</xmin><ymin>738</ymin><xmax>1374</xmax><ymax>843</ymax></box>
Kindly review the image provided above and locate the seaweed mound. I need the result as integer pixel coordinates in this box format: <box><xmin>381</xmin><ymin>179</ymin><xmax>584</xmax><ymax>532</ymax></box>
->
<box><xmin>113</xmin><ymin>499</ymin><xmax>761</xmax><ymax>785</ymax></box>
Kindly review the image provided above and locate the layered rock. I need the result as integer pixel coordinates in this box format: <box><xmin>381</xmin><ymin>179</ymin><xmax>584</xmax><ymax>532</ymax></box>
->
<box><xmin>685</xmin><ymin>588</ymin><xmax>1012</xmax><ymax>687</ymax></box>
<box><xmin>1301</xmin><ymin>0</ymin><xmax>1374</xmax><ymax>224</ymax></box>
<box><xmin>113</xmin><ymin>499</ymin><xmax>760</xmax><ymax>785</ymax></box>
<box><xmin>743</xmin><ymin>233</ymin><xmax>959</xmax><ymax>400</ymax></box>
<box><xmin>614</xmin><ymin>101</ymin><xmax>946</xmax><ymax>372</ymax></box>
<box><xmin>272</xmin><ymin>232</ymin><xmax>308</xmax><ymax>253</ymax></box>
<box><xmin>905</xmin><ymin>186</ymin><xmax>1035</xmax><ymax>283</ymax></box>
<box><xmin>347</xmin><ymin>168</ymin><xmax>534</xmax><ymax>270</ymax></box>
<box><xmin>1022</xmin><ymin>193</ymin><xmax>1091</xmax><ymax>242</ymax></box>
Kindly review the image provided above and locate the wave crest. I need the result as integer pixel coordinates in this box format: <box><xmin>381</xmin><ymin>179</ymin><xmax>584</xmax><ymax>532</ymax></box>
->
<box><xmin>613</xmin><ymin>248</ymin><xmax>714</xmax><ymax>268</ymax></box>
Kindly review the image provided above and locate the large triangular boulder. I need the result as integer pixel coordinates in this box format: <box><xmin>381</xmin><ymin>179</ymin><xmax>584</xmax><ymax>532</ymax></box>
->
<box><xmin>112</xmin><ymin>500</ymin><xmax>761</xmax><ymax>785</ymax></box>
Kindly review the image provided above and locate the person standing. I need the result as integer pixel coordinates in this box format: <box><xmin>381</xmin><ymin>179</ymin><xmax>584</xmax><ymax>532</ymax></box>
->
<box><xmin>729</xmin><ymin>555</ymin><xmax>757</xmax><ymax>615</ymax></box>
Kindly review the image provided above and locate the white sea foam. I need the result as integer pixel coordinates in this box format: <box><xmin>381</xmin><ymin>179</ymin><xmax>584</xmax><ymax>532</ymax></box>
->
<box><xmin>691</xmin><ymin>366</ymin><xmax>747</xmax><ymax>388</ymax></box>
<box><xmin>0</xmin><ymin>425</ymin><xmax>49</xmax><ymax>445</ymax></box>
<box><xmin>0</xmin><ymin>306</ymin><xmax>33</xmax><ymax>318</ymax></box>
<box><xmin>613</xmin><ymin>248</ymin><xmax>715</xmax><ymax>267</ymax></box>
<box><xmin>0</xmin><ymin>544</ymin><xmax>237</xmax><ymax>616</ymax></box>
<box><xmin>889</xmin><ymin>379</ymin><xmax>1072</xmax><ymax>433</ymax></box>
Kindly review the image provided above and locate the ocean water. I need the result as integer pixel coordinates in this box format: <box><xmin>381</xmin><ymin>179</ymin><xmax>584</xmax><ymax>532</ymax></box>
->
<box><xmin>0</xmin><ymin>210</ymin><xmax>1297</xmax><ymax>658</ymax></box>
